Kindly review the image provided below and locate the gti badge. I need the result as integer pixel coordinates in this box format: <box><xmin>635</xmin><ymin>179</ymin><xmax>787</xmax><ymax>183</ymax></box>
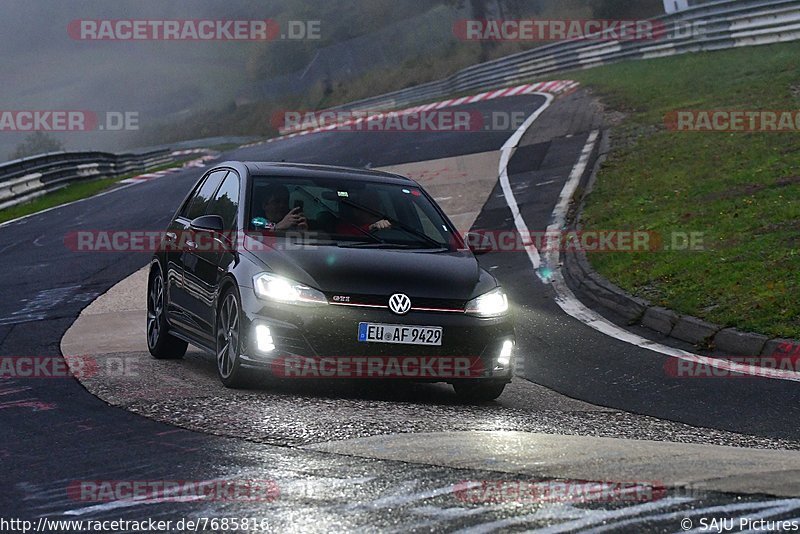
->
<box><xmin>389</xmin><ymin>293</ymin><xmax>411</xmax><ymax>315</ymax></box>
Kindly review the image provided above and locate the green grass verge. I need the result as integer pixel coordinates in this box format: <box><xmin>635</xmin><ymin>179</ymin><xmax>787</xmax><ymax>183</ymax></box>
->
<box><xmin>0</xmin><ymin>161</ymin><xmax>187</xmax><ymax>225</ymax></box>
<box><xmin>564</xmin><ymin>41</ymin><xmax>800</xmax><ymax>339</ymax></box>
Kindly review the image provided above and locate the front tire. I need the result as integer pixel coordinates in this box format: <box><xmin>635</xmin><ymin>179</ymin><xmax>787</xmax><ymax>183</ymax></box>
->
<box><xmin>453</xmin><ymin>380</ymin><xmax>507</xmax><ymax>402</ymax></box>
<box><xmin>147</xmin><ymin>266</ymin><xmax>188</xmax><ymax>360</ymax></box>
<box><xmin>216</xmin><ymin>287</ymin><xmax>249</xmax><ymax>388</ymax></box>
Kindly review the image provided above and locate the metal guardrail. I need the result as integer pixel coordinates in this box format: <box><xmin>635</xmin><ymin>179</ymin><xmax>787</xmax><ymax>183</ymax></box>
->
<box><xmin>0</xmin><ymin>149</ymin><xmax>172</xmax><ymax>211</ymax></box>
<box><xmin>3</xmin><ymin>0</ymin><xmax>797</xmax><ymax>212</ymax></box>
<box><xmin>328</xmin><ymin>0</ymin><xmax>800</xmax><ymax>113</ymax></box>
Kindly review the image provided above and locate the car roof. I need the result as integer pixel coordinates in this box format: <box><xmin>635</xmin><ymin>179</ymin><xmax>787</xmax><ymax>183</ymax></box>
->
<box><xmin>238</xmin><ymin>161</ymin><xmax>414</xmax><ymax>184</ymax></box>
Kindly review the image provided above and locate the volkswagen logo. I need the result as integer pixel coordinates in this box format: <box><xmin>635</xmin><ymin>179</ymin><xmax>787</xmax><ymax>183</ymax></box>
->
<box><xmin>388</xmin><ymin>293</ymin><xmax>411</xmax><ymax>315</ymax></box>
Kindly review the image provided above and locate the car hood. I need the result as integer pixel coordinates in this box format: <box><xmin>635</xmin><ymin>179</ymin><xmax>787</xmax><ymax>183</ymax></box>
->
<box><xmin>246</xmin><ymin>241</ymin><xmax>496</xmax><ymax>300</ymax></box>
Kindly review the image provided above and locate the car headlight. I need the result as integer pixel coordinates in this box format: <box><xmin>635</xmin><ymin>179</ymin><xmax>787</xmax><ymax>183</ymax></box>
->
<box><xmin>253</xmin><ymin>273</ymin><xmax>328</xmax><ymax>306</ymax></box>
<box><xmin>465</xmin><ymin>287</ymin><xmax>509</xmax><ymax>317</ymax></box>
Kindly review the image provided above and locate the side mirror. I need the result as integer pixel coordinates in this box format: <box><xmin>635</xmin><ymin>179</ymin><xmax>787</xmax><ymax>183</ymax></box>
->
<box><xmin>465</xmin><ymin>231</ymin><xmax>494</xmax><ymax>255</ymax></box>
<box><xmin>190</xmin><ymin>215</ymin><xmax>224</xmax><ymax>233</ymax></box>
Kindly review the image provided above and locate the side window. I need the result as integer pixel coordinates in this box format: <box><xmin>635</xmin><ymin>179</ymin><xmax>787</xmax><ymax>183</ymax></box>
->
<box><xmin>207</xmin><ymin>172</ymin><xmax>240</xmax><ymax>229</ymax></box>
<box><xmin>182</xmin><ymin>170</ymin><xmax>227</xmax><ymax>220</ymax></box>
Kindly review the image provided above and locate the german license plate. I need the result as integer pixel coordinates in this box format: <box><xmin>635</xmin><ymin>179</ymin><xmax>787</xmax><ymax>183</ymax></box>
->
<box><xmin>358</xmin><ymin>323</ymin><xmax>442</xmax><ymax>346</ymax></box>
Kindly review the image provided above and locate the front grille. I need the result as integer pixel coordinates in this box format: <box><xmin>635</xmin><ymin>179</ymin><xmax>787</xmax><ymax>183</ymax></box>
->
<box><xmin>327</xmin><ymin>293</ymin><xmax>466</xmax><ymax>313</ymax></box>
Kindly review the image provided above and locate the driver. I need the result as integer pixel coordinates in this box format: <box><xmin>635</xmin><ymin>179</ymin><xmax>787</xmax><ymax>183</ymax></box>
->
<box><xmin>260</xmin><ymin>184</ymin><xmax>307</xmax><ymax>231</ymax></box>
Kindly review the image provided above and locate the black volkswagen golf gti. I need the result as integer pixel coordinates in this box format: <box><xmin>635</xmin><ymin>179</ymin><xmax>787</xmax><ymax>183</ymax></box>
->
<box><xmin>147</xmin><ymin>162</ymin><xmax>515</xmax><ymax>401</ymax></box>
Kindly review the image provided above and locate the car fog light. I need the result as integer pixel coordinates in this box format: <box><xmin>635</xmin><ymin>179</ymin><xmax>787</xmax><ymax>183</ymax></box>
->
<box><xmin>255</xmin><ymin>324</ymin><xmax>276</xmax><ymax>353</ymax></box>
<box><xmin>497</xmin><ymin>339</ymin><xmax>514</xmax><ymax>366</ymax></box>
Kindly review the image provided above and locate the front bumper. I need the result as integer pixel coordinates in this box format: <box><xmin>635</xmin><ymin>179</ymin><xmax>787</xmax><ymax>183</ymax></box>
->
<box><xmin>237</xmin><ymin>288</ymin><xmax>515</xmax><ymax>383</ymax></box>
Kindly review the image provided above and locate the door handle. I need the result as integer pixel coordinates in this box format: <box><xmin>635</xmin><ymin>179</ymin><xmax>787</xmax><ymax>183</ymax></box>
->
<box><xmin>185</xmin><ymin>240</ymin><xmax>197</xmax><ymax>250</ymax></box>
<box><xmin>164</xmin><ymin>232</ymin><xmax>177</xmax><ymax>244</ymax></box>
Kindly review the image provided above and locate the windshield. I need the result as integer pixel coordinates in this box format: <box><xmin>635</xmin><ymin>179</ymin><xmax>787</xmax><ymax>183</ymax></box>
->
<box><xmin>248</xmin><ymin>176</ymin><xmax>460</xmax><ymax>250</ymax></box>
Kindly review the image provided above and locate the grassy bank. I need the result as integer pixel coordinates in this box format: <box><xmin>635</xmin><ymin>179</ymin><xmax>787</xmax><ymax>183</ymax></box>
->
<box><xmin>567</xmin><ymin>41</ymin><xmax>800</xmax><ymax>339</ymax></box>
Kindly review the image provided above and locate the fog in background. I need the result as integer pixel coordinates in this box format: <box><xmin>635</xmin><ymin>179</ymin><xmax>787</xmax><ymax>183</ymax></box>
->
<box><xmin>0</xmin><ymin>0</ymin><xmax>663</xmax><ymax>160</ymax></box>
<box><xmin>0</xmin><ymin>1</ymin><xmax>293</xmax><ymax>158</ymax></box>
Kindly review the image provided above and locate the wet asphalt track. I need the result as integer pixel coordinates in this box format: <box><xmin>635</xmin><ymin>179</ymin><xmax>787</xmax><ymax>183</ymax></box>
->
<box><xmin>1</xmin><ymin>92</ymin><xmax>800</xmax><ymax>531</ymax></box>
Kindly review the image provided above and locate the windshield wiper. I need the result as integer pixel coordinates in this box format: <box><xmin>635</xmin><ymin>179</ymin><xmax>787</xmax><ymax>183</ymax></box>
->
<box><xmin>339</xmin><ymin>198</ymin><xmax>446</xmax><ymax>249</ymax></box>
<box><xmin>300</xmin><ymin>189</ymin><xmax>387</xmax><ymax>244</ymax></box>
<box><xmin>336</xmin><ymin>242</ymin><xmax>433</xmax><ymax>249</ymax></box>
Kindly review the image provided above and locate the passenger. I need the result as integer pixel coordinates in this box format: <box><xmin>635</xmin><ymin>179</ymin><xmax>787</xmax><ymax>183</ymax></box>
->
<box><xmin>336</xmin><ymin>189</ymin><xmax>391</xmax><ymax>235</ymax></box>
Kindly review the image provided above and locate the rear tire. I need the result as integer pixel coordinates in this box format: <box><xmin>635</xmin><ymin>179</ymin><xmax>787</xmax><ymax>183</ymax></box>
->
<box><xmin>147</xmin><ymin>266</ymin><xmax>188</xmax><ymax>360</ymax></box>
<box><xmin>453</xmin><ymin>380</ymin><xmax>507</xmax><ymax>402</ymax></box>
<box><xmin>216</xmin><ymin>287</ymin><xmax>249</xmax><ymax>389</ymax></box>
